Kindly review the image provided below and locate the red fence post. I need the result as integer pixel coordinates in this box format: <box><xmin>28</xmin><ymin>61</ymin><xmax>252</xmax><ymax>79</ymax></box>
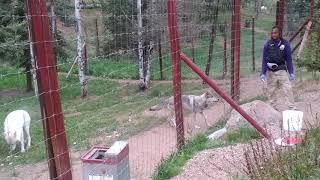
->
<box><xmin>310</xmin><ymin>0</ymin><xmax>314</xmax><ymax>18</ymax></box>
<box><xmin>26</xmin><ymin>0</ymin><xmax>72</xmax><ymax>179</ymax></box>
<box><xmin>276</xmin><ymin>0</ymin><xmax>285</xmax><ymax>30</ymax></box>
<box><xmin>231</xmin><ymin>0</ymin><xmax>241</xmax><ymax>101</ymax></box>
<box><xmin>167</xmin><ymin>0</ymin><xmax>185</xmax><ymax>147</ymax></box>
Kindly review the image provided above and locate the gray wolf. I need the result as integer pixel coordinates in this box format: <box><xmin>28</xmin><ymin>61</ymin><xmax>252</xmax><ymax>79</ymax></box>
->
<box><xmin>150</xmin><ymin>91</ymin><xmax>219</xmax><ymax>131</ymax></box>
<box><xmin>3</xmin><ymin>110</ymin><xmax>31</xmax><ymax>153</ymax></box>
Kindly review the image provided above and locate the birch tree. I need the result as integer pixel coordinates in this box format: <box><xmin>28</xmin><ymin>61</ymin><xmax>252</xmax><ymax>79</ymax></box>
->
<box><xmin>137</xmin><ymin>0</ymin><xmax>154</xmax><ymax>90</ymax></box>
<box><xmin>50</xmin><ymin>0</ymin><xmax>56</xmax><ymax>37</ymax></box>
<box><xmin>27</xmin><ymin>18</ymin><xmax>38</xmax><ymax>96</ymax></box>
<box><xmin>75</xmin><ymin>0</ymin><xmax>88</xmax><ymax>98</ymax></box>
<box><xmin>137</xmin><ymin>0</ymin><xmax>145</xmax><ymax>89</ymax></box>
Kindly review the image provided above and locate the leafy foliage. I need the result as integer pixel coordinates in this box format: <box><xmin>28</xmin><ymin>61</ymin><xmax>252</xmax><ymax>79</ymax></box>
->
<box><xmin>99</xmin><ymin>0</ymin><xmax>135</xmax><ymax>54</ymax></box>
<box><xmin>299</xmin><ymin>27</ymin><xmax>320</xmax><ymax>72</ymax></box>
<box><xmin>0</xmin><ymin>0</ymin><xmax>30</xmax><ymax>66</ymax></box>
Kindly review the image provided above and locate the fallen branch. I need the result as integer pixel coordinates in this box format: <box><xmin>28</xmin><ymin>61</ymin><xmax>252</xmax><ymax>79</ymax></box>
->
<box><xmin>66</xmin><ymin>56</ymin><xmax>78</xmax><ymax>78</ymax></box>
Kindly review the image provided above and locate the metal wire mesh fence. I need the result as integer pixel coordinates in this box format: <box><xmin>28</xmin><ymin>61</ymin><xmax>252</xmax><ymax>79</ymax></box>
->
<box><xmin>0</xmin><ymin>0</ymin><xmax>317</xmax><ymax>179</ymax></box>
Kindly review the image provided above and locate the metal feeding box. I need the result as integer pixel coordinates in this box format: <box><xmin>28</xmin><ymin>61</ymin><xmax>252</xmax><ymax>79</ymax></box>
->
<box><xmin>81</xmin><ymin>141</ymin><xmax>130</xmax><ymax>180</ymax></box>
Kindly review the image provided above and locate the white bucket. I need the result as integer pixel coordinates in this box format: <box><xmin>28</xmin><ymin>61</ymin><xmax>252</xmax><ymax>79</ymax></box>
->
<box><xmin>282</xmin><ymin>110</ymin><xmax>304</xmax><ymax>132</ymax></box>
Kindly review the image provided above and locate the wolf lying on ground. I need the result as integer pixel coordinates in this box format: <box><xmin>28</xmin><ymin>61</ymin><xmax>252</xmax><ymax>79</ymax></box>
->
<box><xmin>149</xmin><ymin>91</ymin><xmax>219</xmax><ymax>131</ymax></box>
<box><xmin>3</xmin><ymin>110</ymin><xmax>31</xmax><ymax>153</ymax></box>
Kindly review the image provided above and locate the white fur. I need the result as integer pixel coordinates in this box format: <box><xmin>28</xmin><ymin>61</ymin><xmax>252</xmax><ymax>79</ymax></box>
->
<box><xmin>4</xmin><ymin>110</ymin><xmax>31</xmax><ymax>153</ymax></box>
<box><xmin>208</xmin><ymin>127</ymin><xmax>227</xmax><ymax>140</ymax></box>
<box><xmin>260</xmin><ymin>6</ymin><xmax>267</xmax><ymax>11</ymax></box>
<box><xmin>150</xmin><ymin>91</ymin><xmax>219</xmax><ymax>132</ymax></box>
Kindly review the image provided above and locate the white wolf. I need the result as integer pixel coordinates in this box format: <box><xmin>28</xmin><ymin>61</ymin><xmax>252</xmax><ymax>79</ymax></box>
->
<box><xmin>3</xmin><ymin>110</ymin><xmax>31</xmax><ymax>153</ymax></box>
<box><xmin>150</xmin><ymin>91</ymin><xmax>219</xmax><ymax>131</ymax></box>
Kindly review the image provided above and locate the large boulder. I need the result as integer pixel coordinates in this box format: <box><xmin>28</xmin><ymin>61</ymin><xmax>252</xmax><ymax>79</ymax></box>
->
<box><xmin>226</xmin><ymin>100</ymin><xmax>281</xmax><ymax>131</ymax></box>
<box><xmin>209</xmin><ymin>100</ymin><xmax>282</xmax><ymax>140</ymax></box>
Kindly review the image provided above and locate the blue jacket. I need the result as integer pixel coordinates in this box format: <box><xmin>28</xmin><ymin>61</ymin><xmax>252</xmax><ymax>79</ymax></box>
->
<box><xmin>261</xmin><ymin>39</ymin><xmax>294</xmax><ymax>75</ymax></box>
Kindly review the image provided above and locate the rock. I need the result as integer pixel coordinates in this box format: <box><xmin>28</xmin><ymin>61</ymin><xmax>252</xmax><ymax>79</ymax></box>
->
<box><xmin>226</xmin><ymin>100</ymin><xmax>282</xmax><ymax>132</ymax></box>
<box><xmin>209</xmin><ymin>100</ymin><xmax>282</xmax><ymax>139</ymax></box>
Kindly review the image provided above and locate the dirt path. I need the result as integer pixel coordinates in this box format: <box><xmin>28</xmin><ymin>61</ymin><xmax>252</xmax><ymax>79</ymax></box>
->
<box><xmin>0</xmin><ymin>75</ymin><xmax>271</xmax><ymax>180</ymax></box>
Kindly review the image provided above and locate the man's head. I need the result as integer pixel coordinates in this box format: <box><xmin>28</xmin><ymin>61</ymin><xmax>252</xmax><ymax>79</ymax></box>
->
<box><xmin>271</xmin><ymin>25</ymin><xmax>282</xmax><ymax>40</ymax></box>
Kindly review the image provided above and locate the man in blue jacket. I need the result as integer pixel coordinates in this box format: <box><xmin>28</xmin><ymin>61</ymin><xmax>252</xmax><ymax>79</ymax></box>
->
<box><xmin>260</xmin><ymin>26</ymin><xmax>295</xmax><ymax>112</ymax></box>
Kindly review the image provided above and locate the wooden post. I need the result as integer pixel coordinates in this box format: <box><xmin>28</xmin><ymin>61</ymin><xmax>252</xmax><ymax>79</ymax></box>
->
<box><xmin>191</xmin><ymin>37</ymin><xmax>195</xmax><ymax>63</ymax></box>
<box><xmin>205</xmin><ymin>26</ymin><xmax>216</xmax><ymax>78</ymax></box>
<box><xmin>26</xmin><ymin>0</ymin><xmax>72</xmax><ymax>178</ymax></box>
<box><xmin>297</xmin><ymin>21</ymin><xmax>312</xmax><ymax>59</ymax></box>
<box><xmin>158</xmin><ymin>35</ymin><xmax>164</xmax><ymax>80</ymax></box>
<box><xmin>252</xmin><ymin>17</ymin><xmax>255</xmax><ymax>72</ymax></box>
<box><xmin>223</xmin><ymin>32</ymin><xmax>227</xmax><ymax>79</ymax></box>
<box><xmin>297</xmin><ymin>21</ymin><xmax>312</xmax><ymax>81</ymax></box>
<box><xmin>95</xmin><ymin>17</ymin><xmax>100</xmax><ymax>57</ymax></box>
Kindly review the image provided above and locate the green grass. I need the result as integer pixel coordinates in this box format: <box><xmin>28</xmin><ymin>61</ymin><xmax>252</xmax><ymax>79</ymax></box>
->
<box><xmin>153</xmin><ymin>127</ymin><xmax>261</xmax><ymax>180</ymax></box>
<box><xmin>153</xmin><ymin>134</ymin><xmax>209</xmax><ymax>180</ymax></box>
<box><xmin>254</xmin><ymin>15</ymin><xmax>275</xmax><ymax>32</ymax></box>
<box><xmin>0</xmin><ymin>65</ymin><xmax>26</xmax><ymax>91</ymax></box>
<box><xmin>0</xmin><ymin>66</ymin><xmax>207</xmax><ymax>166</ymax></box>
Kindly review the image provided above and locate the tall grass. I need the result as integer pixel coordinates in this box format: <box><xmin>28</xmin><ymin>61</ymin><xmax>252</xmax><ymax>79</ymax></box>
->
<box><xmin>244</xmin><ymin>117</ymin><xmax>320</xmax><ymax>179</ymax></box>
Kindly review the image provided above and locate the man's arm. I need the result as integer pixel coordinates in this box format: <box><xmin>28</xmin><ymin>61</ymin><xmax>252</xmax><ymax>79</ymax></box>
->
<box><xmin>285</xmin><ymin>41</ymin><xmax>294</xmax><ymax>75</ymax></box>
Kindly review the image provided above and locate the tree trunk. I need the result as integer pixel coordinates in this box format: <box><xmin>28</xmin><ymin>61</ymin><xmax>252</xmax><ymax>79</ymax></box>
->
<box><xmin>75</xmin><ymin>0</ymin><xmax>88</xmax><ymax>98</ymax></box>
<box><xmin>95</xmin><ymin>17</ymin><xmax>100</xmax><ymax>57</ymax></box>
<box><xmin>204</xmin><ymin>0</ymin><xmax>219</xmax><ymax>80</ymax></box>
<box><xmin>51</xmin><ymin>0</ymin><xmax>56</xmax><ymax>37</ymax></box>
<box><xmin>191</xmin><ymin>37</ymin><xmax>195</xmax><ymax>63</ymax></box>
<box><xmin>27</xmin><ymin>16</ymin><xmax>38</xmax><ymax>96</ymax></box>
<box><xmin>145</xmin><ymin>41</ymin><xmax>153</xmax><ymax>87</ymax></box>
<box><xmin>137</xmin><ymin>0</ymin><xmax>145</xmax><ymax>90</ymax></box>
<box><xmin>83</xmin><ymin>26</ymin><xmax>88</xmax><ymax>74</ymax></box>
<box><xmin>255</xmin><ymin>0</ymin><xmax>258</xmax><ymax>18</ymax></box>
<box><xmin>223</xmin><ymin>31</ymin><xmax>227</xmax><ymax>79</ymax></box>
<box><xmin>50</xmin><ymin>0</ymin><xmax>57</xmax><ymax>68</ymax></box>
<box><xmin>252</xmin><ymin>17</ymin><xmax>255</xmax><ymax>72</ymax></box>
<box><xmin>255</xmin><ymin>0</ymin><xmax>262</xmax><ymax>19</ymax></box>
<box><xmin>158</xmin><ymin>35</ymin><xmax>163</xmax><ymax>80</ymax></box>
<box><xmin>205</xmin><ymin>26</ymin><xmax>216</xmax><ymax>77</ymax></box>
<box><xmin>25</xmin><ymin>63</ymin><xmax>33</xmax><ymax>92</ymax></box>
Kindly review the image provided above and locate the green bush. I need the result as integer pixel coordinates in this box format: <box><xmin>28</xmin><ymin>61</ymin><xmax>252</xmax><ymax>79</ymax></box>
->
<box><xmin>299</xmin><ymin>30</ymin><xmax>320</xmax><ymax>73</ymax></box>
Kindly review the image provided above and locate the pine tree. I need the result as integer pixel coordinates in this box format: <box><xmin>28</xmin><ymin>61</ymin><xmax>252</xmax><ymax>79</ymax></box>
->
<box><xmin>0</xmin><ymin>0</ymin><xmax>33</xmax><ymax>91</ymax></box>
